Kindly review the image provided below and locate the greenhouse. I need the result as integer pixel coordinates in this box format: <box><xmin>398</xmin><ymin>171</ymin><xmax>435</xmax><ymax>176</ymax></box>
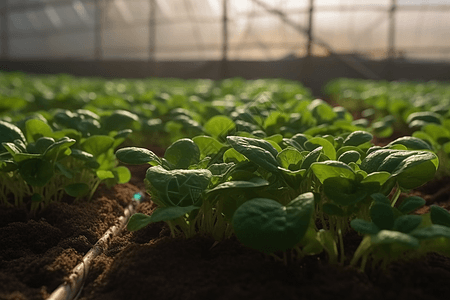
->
<box><xmin>1</xmin><ymin>1</ymin><xmax>450</xmax><ymax>300</ymax></box>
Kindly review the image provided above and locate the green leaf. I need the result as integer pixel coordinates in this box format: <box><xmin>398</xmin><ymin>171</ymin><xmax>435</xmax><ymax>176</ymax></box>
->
<box><xmin>223</xmin><ymin>148</ymin><xmax>247</xmax><ymax>163</ymax></box>
<box><xmin>193</xmin><ymin>135</ymin><xmax>226</xmax><ymax>159</ymax></box>
<box><xmin>127</xmin><ymin>206</ymin><xmax>200</xmax><ymax>231</ymax></box>
<box><xmin>113</xmin><ymin>166</ymin><xmax>131</xmax><ymax>184</ymax></box>
<box><xmin>370</xmin><ymin>202</ymin><xmax>395</xmax><ymax>230</ymax></box>
<box><xmin>311</xmin><ymin>161</ymin><xmax>355</xmax><ymax>183</ymax></box>
<box><xmin>350</xmin><ymin>219</ymin><xmax>380</xmax><ymax>235</ymax></box>
<box><xmin>25</xmin><ymin>119</ymin><xmax>53</xmax><ymax>143</ymax></box>
<box><xmin>204</xmin><ymin>115</ymin><xmax>235</xmax><ymax>138</ymax></box>
<box><xmin>360</xmin><ymin>172</ymin><xmax>390</xmax><ymax>186</ymax></box>
<box><xmin>116</xmin><ymin>147</ymin><xmax>162</xmax><ymax>166</ymax></box>
<box><xmin>227</xmin><ymin>136</ymin><xmax>279</xmax><ymax>173</ymax></box>
<box><xmin>44</xmin><ymin>137</ymin><xmax>76</xmax><ymax>160</ymax></box>
<box><xmin>393</xmin><ymin>215</ymin><xmax>422</xmax><ymax>233</ymax></box>
<box><xmin>232</xmin><ymin>192</ymin><xmax>315</xmax><ymax>253</ymax></box>
<box><xmin>323</xmin><ymin>177</ymin><xmax>368</xmax><ymax>206</ymax></box>
<box><xmin>82</xmin><ymin>135</ymin><xmax>115</xmax><ymax>157</ymax></box>
<box><xmin>146</xmin><ymin>166</ymin><xmax>212</xmax><ymax>207</ymax></box>
<box><xmin>305</xmin><ymin>137</ymin><xmax>336</xmax><ymax>160</ymax></box>
<box><xmin>228</xmin><ymin>135</ymin><xmax>279</xmax><ymax>158</ymax></box>
<box><xmin>392</xmin><ymin>152</ymin><xmax>438</xmax><ymax>190</ymax></box>
<box><xmin>338</xmin><ymin>150</ymin><xmax>360</xmax><ymax>164</ymax></box>
<box><xmin>300</xmin><ymin>146</ymin><xmax>323</xmax><ymax>170</ymax></box>
<box><xmin>323</xmin><ymin>203</ymin><xmax>345</xmax><ymax>216</ymax></box>
<box><xmin>371</xmin><ymin>230</ymin><xmax>419</xmax><ymax>248</ymax></box>
<box><xmin>65</xmin><ymin>183</ymin><xmax>90</xmax><ymax>197</ymax></box>
<box><xmin>430</xmin><ymin>205</ymin><xmax>450</xmax><ymax>228</ymax></box>
<box><xmin>97</xmin><ymin>170</ymin><xmax>115</xmax><ymax>180</ymax></box>
<box><xmin>343</xmin><ymin>131</ymin><xmax>373</xmax><ymax>147</ymax></box>
<box><xmin>276</xmin><ymin>147</ymin><xmax>304</xmax><ymax>170</ymax></box>
<box><xmin>410</xmin><ymin>224</ymin><xmax>450</xmax><ymax>240</ymax></box>
<box><xmin>398</xmin><ymin>196</ymin><xmax>426</xmax><ymax>214</ymax></box>
<box><xmin>18</xmin><ymin>158</ymin><xmax>54</xmax><ymax>187</ymax></box>
<box><xmin>370</xmin><ymin>193</ymin><xmax>390</xmax><ymax>205</ymax></box>
<box><xmin>102</xmin><ymin>110</ymin><xmax>139</xmax><ymax>131</ymax></box>
<box><xmin>207</xmin><ymin>177</ymin><xmax>269</xmax><ymax>194</ymax></box>
<box><xmin>387</xmin><ymin>136</ymin><xmax>432</xmax><ymax>151</ymax></box>
<box><xmin>164</xmin><ymin>138</ymin><xmax>200</xmax><ymax>169</ymax></box>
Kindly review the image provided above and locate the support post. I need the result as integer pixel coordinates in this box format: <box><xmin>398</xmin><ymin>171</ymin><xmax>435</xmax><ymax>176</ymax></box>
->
<box><xmin>387</xmin><ymin>0</ymin><xmax>397</xmax><ymax>79</ymax></box>
<box><xmin>221</xmin><ymin>0</ymin><xmax>228</xmax><ymax>79</ymax></box>
<box><xmin>94</xmin><ymin>0</ymin><xmax>103</xmax><ymax>60</ymax></box>
<box><xmin>149</xmin><ymin>0</ymin><xmax>156</xmax><ymax>62</ymax></box>
<box><xmin>1</xmin><ymin>0</ymin><xmax>8</xmax><ymax>59</ymax></box>
<box><xmin>302</xmin><ymin>0</ymin><xmax>314</xmax><ymax>84</ymax></box>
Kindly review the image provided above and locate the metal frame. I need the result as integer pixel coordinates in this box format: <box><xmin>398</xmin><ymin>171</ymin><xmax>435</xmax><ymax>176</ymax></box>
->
<box><xmin>1</xmin><ymin>0</ymin><xmax>449</xmax><ymax>79</ymax></box>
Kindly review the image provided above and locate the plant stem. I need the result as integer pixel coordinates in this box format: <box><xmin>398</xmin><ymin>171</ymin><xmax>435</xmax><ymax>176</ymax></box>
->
<box><xmin>391</xmin><ymin>185</ymin><xmax>402</xmax><ymax>207</ymax></box>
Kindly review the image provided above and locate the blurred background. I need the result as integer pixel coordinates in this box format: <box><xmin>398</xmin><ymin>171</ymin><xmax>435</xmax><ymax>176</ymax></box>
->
<box><xmin>1</xmin><ymin>0</ymin><xmax>449</xmax><ymax>95</ymax></box>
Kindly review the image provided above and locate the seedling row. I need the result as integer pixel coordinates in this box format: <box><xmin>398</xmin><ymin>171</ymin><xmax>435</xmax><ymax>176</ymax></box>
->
<box><xmin>1</xmin><ymin>72</ymin><xmax>450</xmax><ymax>275</ymax></box>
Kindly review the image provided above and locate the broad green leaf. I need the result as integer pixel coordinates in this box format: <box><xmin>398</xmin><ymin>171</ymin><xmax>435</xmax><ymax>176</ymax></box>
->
<box><xmin>223</xmin><ymin>148</ymin><xmax>247</xmax><ymax>163</ymax></box>
<box><xmin>146</xmin><ymin>166</ymin><xmax>211</xmax><ymax>207</ymax></box>
<box><xmin>343</xmin><ymin>131</ymin><xmax>373</xmax><ymax>147</ymax></box>
<box><xmin>102</xmin><ymin>110</ymin><xmax>139</xmax><ymax>131</ymax></box>
<box><xmin>228</xmin><ymin>136</ymin><xmax>279</xmax><ymax>158</ymax></box>
<box><xmin>18</xmin><ymin>158</ymin><xmax>54</xmax><ymax>187</ymax></box>
<box><xmin>193</xmin><ymin>135</ymin><xmax>226</xmax><ymax>159</ymax></box>
<box><xmin>360</xmin><ymin>172</ymin><xmax>390</xmax><ymax>186</ymax></box>
<box><xmin>25</xmin><ymin>119</ymin><xmax>53</xmax><ymax>143</ymax></box>
<box><xmin>370</xmin><ymin>202</ymin><xmax>395</xmax><ymax>230</ymax></box>
<box><xmin>406</xmin><ymin>111</ymin><xmax>442</xmax><ymax>125</ymax></box>
<box><xmin>323</xmin><ymin>203</ymin><xmax>345</xmax><ymax>216</ymax></box>
<box><xmin>0</xmin><ymin>121</ymin><xmax>26</xmax><ymax>153</ymax></box>
<box><xmin>393</xmin><ymin>215</ymin><xmax>422</xmax><ymax>233</ymax></box>
<box><xmin>65</xmin><ymin>183</ymin><xmax>90</xmax><ymax>197</ymax></box>
<box><xmin>370</xmin><ymin>193</ymin><xmax>390</xmax><ymax>205</ymax></box>
<box><xmin>311</xmin><ymin>161</ymin><xmax>355</xmax><ymax>183</ymax></box>
<box><xmin>276</xmin><ymin>147</ymin><xmax>304</xmax><ymax>170</ymax></box>
<box><xmin>350</xmin><ymin>219</ymin><xmax>380</xmax><ymax>235</ymax></box>
<box><xmin>207</xmin><ymin>177</ymin><xmax>269</xmax><ymax>194</ymax></box>
<box><xmin>204</xmin><ymin>115</ymin><xmax>235</xmax><ymax>138</ymax></box>
<box><xmin>227</xmin><ymin>136</ymin><xmax>279</xmax><ymax>173</ymax></box>
<box><xmin>97</xmin><ymin>170</ymin><xmax>115</xmax><ymax>180</ymax></box>
<box><xmin>323</xmin><ymin>177</ymin><xmax>367</xmax><ymax>206</ymax></box>
<box><xmin>300</xmin><ymin>146</ymin><xmax>323</xmax><ymax>170</ymax></box>
<box><xmin>291</xmin><ymin>133</ymin><xmax>310</xmax><ymax>148</ymax></box>
<box><xmin>116</xmin><ymin>147</ymin><xmax>162</xmax><ymax>166</ymax></box>
<box><xmin>82</xmin><ymin>135</ymin><xmax>115</xmax><ymax>157</ymax></box>
<box><xmin>430</xmin><ymin>205</ymin><xmax>450</xmax><ymax>228</ymax></box>
<box><xmin>113</xmin><ymin>166</ymin><xmax>131</xmax><ymax>184</ymax></box>
<box><xmin>232</xmin><ymin>192</ymin><xmax>315</xmax><ymax>253</ymax></box>
<box><xmin>398</xmin><ymin>196</ymin><xmax>426</xmax><ymax>214</ymax></box>
<box><xmin>127</xmin><ymin>206</ymin><xmax>200</xmax><ymax>231</ymax></box>
<box><xmin>338</xmin><ymin>150</ymin><xmax>360</xmax><ymax>164</ymax></box>
<box><xmin>410</xmin><ymin>224</ymin><xmax>450</xmax><ymax>240</ymax></box>
<box><xmin>33</xmin><ymin>137</ymin><xmax>55</xmax><ymax>154</ymax></box>
<box><xmin>44</xmin><ymin>137</ymin><xmax>76</xmax><ymax>160</ymax></box>
<box><xmin>164</xmin><ymin>138</ymin><xmax>200</xmax><ymax>169</ymax></box>
<box><xmin>387</xmin><ymin>136</ymin><xmax>432</xmax><ymax>151</ymax></box>
<box><xmin>305</xmin><ymin>137</ymin><xmax>336</xmax><ymax>160</ymax></box>
<box><xmin>371</xmin><ymin>230</ymin><xmax>419</xmax><ymax>248</ymax></box>
<box><xmin>392</xmin><ymin>152</ymin><xmax>438</xmax><ymax>190</ymax></box>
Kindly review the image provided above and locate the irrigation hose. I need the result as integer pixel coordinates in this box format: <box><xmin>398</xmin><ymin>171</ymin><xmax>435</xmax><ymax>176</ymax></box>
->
<box><xmin>47</xmin><ymin>192</ymin><xmax>145</xmax><ymax>300</ymax></box>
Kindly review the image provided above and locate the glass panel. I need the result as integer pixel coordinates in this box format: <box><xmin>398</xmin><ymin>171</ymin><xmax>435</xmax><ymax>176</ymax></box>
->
<box><xmin>46</xmin><ymin>32</ymin><xmax>95</xmax><ymax>58</ymax></box>
<box><xmin>313</xmin><ymin>11</ymin><xmax>389</xmax><ymax>58</ymax></box>
<box><xmin>102</xmin><ymin>26</ymin><xmax>149</xmax><ymax>59</ymax></box>
<box><xmin>396</xmin><ymin>10</ymin><xmax>450</xmax><ymax>61</ymax></box>
<box><xmin>228</xmin><ymin>12</ymin><xmax>308</xmax><ymax>60</ymax></box>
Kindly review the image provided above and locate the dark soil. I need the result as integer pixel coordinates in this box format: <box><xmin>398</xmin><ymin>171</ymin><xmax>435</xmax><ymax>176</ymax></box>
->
<box><xmin>2</xmin><ymin>168</ymin><xmax>450</xmax><ymax>300</ymax></box>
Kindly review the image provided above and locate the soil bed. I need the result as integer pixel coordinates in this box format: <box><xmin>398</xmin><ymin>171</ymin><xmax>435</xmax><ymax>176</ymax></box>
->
<box><xmin>2</xmin><ymin>162</ymin><xmax>450</xmax><ymax>300</ymax></box>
